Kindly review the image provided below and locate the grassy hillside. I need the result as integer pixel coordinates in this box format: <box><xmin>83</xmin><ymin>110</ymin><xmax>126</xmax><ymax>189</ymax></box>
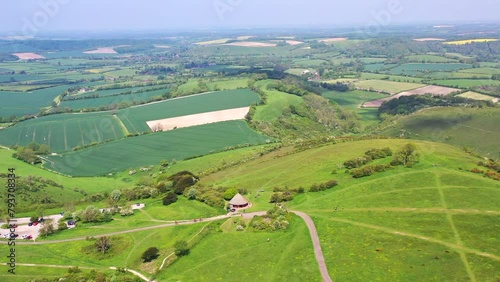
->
<box><xmin>379</xmin><ymin>107</ymin><xmax>500</xmax><ymax>159</ymax></box>
<box><xmin>200</xmin><ymin>139</ymin><xmax>499</xmax><ymax>281</ymax></box>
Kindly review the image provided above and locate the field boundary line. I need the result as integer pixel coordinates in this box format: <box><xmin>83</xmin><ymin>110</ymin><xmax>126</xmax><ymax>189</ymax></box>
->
<box><xmin>436</xmin><ymin>174</ymin><xmax>477</xmax><ymax>282</ymax></box>
<box><xmin>325</xmin><ymin>216</ymin><xmax>500</xmax><ymax>262</ymax></box>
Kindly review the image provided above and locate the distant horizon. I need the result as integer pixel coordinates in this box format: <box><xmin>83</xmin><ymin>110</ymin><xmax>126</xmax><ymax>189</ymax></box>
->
<box><xmin>2</xmin><ymin>0</ymin><xmax>499</xmax><ymax>36</ymax></box>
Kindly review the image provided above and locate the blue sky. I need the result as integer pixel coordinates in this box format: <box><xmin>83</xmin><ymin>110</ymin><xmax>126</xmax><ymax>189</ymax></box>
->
<box><xmin>2</xmin><ymin>0</ymin><xmax>499</xmax><ymax>32</ymax></box>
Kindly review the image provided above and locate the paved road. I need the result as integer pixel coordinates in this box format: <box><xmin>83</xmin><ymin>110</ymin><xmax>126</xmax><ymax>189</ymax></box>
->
<box><xmin>293</xmin><ymin>211</ymin><xmax>333</xmax><ymax>282</ymax></box>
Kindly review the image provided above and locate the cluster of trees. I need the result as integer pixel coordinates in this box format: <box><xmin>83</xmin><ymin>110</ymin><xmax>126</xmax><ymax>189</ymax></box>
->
<box><xmin>73</xmin><ymin>206</ymin><xmax>114</xmax><ymax>223</ymax></box>
<box><xmin>344</xmin><ymin>145</ymin><xmax>417</xmax><ymax>178</ymax></box>
<box><xmin>351</xmin><ymin>164</ymin><xmax>391</xmax><ymax>178</ymax></box>
<box><xmin>269</xmin><ymin>187</ymin><xmax>303</xmax><ymax>203</ymax></box>
<box><xmin>319</xmin><ymin>82</ymin><xmax>350</xmax><ymax>92</ymax></box>
<box><xmin>471</xmin><ymin>159</ymin><xmax>500</xmax><ymax>181</ymax></box>
<box><xmin>309</xmin><ymin>179</ymin><xmax>338</xmax><ymax>192</ymax></box>
<box><xmin>251</xmin><ymin>207</ymin><xmax>291</xmax><ymax>231</ymax></box>
<box><xmin>266</xmin><ymin>80</ymin><xmax>314</xmax><ymax>96</ymax></box>
<box><xmin>379</xmin><ymin>95</ymin><xmax>492</xmax><ymax>116</ymax></box>
<box><xmin>12</xmin><ymin>143</ymin><xmax>50</xmax><ymax>164</ymax></box>
<box><xmin>344</xmin><ymin>147</ymin><xmax>392</xmax><ymax>169</ymax></box>
<box><xmin>139</xmin><ymin>65</ymin><xmax>176</xmax><ymax>75</ymax></box>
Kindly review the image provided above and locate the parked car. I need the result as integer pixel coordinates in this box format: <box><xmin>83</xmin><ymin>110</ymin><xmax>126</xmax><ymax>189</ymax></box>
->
<box><xmin>21</xmin><ymin>235</ymin><xmax>33</xmax><ymax>240</ymax></box>
<box><xmin>67</xmin><ymin>220</ymin><xmax>76</xmax><ymax>226</ymax></box>
<box><xmin>32</xmin><ymin>222</ymin><xmax>38</xmax><ymax>226</ymax></box>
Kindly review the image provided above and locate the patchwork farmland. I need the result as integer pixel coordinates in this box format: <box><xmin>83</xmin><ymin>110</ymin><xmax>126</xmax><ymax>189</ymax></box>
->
<box><xmin>44</xmin><ymin>120</ymin><xmax>270</xmax><ymax>176</ymax></box>
<box><xmin>117</xmin><ymin>89</ymin><xmax>260</xmax><ymax>133</ymax></box>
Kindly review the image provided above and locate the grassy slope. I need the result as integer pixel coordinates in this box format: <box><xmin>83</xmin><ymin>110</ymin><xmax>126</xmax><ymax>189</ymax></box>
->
<box><xmin>379</xmin><ymin>107</ymin><xmax>500</xmax><ymax>159</ymax></box>
<box><xmin>253</xmin><ymin>80</ymin><xmax>303</xmax><ymax>122</ymax></box>
<box><xmin>201</xmin><ymin>139</ymin><xmax>500</xmax><ymax>281</ymax></box>
<box><xmin>158</xmin><ymin>216</ymin><xmax>321</xmax><ymax>282</ymax></box>
<box><xmin>0</xmin><ymin>148</ymin><xmax>133</xmax><ymax>195</ymax></box>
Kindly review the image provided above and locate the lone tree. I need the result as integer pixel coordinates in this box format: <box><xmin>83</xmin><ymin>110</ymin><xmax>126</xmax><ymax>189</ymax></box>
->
<box><xmin>391</xmin><ymin>143</ymin><xmax>420</xmax><ymax>167</ymax></box>
<box><xmin>95</xmin><ymin>236</ymin><xmax>111</xmax><ymax>254</ymax></box>
<box><xmin>141</xmin><ymin>247</ymin><xmax>160</xmax><ymax>262</ymax></box>
<box><xmin>174</xmin><ymin>240</ymin><xmax>189</xmax><ymax>257</ymax></box>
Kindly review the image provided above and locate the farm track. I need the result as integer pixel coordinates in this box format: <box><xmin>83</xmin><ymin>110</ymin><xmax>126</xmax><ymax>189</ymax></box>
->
<box><xmin>4</xmin><ymin>263</ymin><xmax>150</xmax><ymax>282</ymax></box>
<box><xmin>306</xmin><ymin>207</ymin><xmax>500</xmax><ymax>215</ymax></box>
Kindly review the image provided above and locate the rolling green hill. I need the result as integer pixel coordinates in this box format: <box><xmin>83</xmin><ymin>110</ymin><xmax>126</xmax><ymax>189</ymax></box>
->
<box><xmin>379</xmin><ymin>107</ymin><xmax>500</xmax><ymax>159</ymax></box>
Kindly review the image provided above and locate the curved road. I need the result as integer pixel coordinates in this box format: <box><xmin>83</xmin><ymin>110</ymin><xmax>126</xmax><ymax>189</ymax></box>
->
<box><xmin>293</xmin><ymin>211</ymin><xmax>333</xmax><ymax>282</ymax></box>
<box><xmin>2</xmin><ymin>211</ymin><xmax>332</xmax><ymax>281</ymax></box>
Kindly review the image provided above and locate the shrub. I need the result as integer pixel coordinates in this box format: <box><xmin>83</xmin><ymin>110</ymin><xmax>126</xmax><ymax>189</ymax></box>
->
<box><xmin>174</xmin><ymin>240</ymin><xmax>189</xmax><ymax>257</ymax></box>
<box><xmin>141</xmin><ymin>247</ymin><xmax>160</xmax><ymax>262</ymax></box>
<box><xmin>58</xmin><ymin>221</ymin><xmax>68</xmax><ymax>231</ymax></box>
<box><xmin>224</xmin><ymin>188</ymin><xmax>238</xmax><ymax>200</ymax></box>
<box><xmin>162</xmin><ymin>192</ymin><xmax>178</xmax><ymax>206</ymax></box>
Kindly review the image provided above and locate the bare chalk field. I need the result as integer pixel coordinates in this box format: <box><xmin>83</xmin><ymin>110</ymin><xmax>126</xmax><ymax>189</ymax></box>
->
<box><xmin>146</xmin><ymin>107</ymin><xmax>250</xmax><ymax>131</ymax></box>
<box><xmin>12</xmin><ymin>53</ymin><xmax>45</xmax><ymax>60</ymax></box>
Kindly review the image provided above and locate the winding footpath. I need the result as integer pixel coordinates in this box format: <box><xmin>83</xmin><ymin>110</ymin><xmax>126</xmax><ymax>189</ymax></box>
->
<box><xmin>293</xmin><ymin>211</ymin><xmax>333</xmax><ymax>282</ymax></box>
<box><xmin>2</xmin><ymin>211</ymin><xmax>332</xmax><ymax>282</ymax></box>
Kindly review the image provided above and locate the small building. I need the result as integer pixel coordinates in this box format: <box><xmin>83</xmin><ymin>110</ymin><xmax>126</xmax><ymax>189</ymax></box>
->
<box><xmin>229</xmin><ymin>193</ymin><xmax>249</xmax><ymax>209</ymax></box>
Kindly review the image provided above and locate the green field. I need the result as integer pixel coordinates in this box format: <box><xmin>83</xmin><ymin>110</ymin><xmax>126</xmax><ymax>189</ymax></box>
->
<box><xmin>380</xmin><ymin>107</ymin><xmax>500</xmax><ymax>158</ymax></box>
<box><xmin>458</xmin><ymin>67</ymin><xmax>500</xmax><ymax>76</ymax></box>
<box><xmin>200</xmin><ymin>139</ymin><xmax>499</xmax><ymax>281</ymax></box>
<box><xmin>44</xmin><ymin>120</ymin><xmax>270</xmax><ymax>176</ymax></box>
<box><xmin>407</xmin><ymin>54</ymin><xmax>458</xmax><ymax>63</ymax></box>
<box><xmin>159</xmin><ymin>216</ymin><xmax>321</xmax><ymax>281</ymax></box>
<box><xmin>387</xmin><ymin>63</ymin><xmax>472</xmax><ymax>75</ymax></box>
<box><xmin>322</xmin><ymin>90</ymin><xmax>386</xmax><ymax>128</ymax></box>
<box><xmin>457</xmin><ymin>91</ymin><xmax>497</xmax><ymax>101</ymax></box>
<box><xmin>118</xmin><ymin>89</ymin><xmax>260</xmax><ymax>133</ymax></box>
<box><xmin>0</xmin><ymin>113</ymin><xmax>125</xmax><ymax>152</ymax></box>
<box><xmin>360</xmin><ymin>73</ymin><xmax>425</xmax><ymax>83</ymax></box>
<box><xmin>430</xmin><ymin>79</ymin><xmax>500</xmax><ymax>88</ymax></box>
<box><xmin>60</xmin><ymin>88</ymin><xmax>168</xmax><ymax>110</ymax></box>
<box><xmin>253</xmin><ymin>80</ymin><xmax>303</xmax><ymax>121</ymax></box>
<box><xmin>354</xmin><ymin>80</ymin><xmax>425</xmax><ymax>94</ymax></box>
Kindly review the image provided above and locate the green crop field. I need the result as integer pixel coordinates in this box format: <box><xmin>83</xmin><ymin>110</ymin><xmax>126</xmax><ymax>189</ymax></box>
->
<box><xmin>60</xmin><ymin>88</ymin><xmax>167</xmax><ymax>110</ymax></box>
<box><xmin>360</xmin><ymin>73</ymin><xmax>424</xmax><ymax>83</ymax></box>
<box><xmin>459</xmin><ymin>67</ymin><xmax>500</xmax><ymax>76</ymax></box>
<box><xmin>354</xmin><ymin>80</ymin><xmax>425</xmax><ymax>94</ymax></box>
<box><xmin>380</xmin><ymin>107</ymin><xmax>500</xmax><ymax>158</ymax></box>
<box><xmin>44</xmin><ymin>120</ymin><xmax>270</xmax><ymax>176</ymax></box>
<box><xmin>387</xmin><ymin>63</ymin><xmax>472</xmax><ymax>75</ymax></box>
<box><xmin>363</xmin><ymin>63</ymin><xmax>398</xmax><ymax>72</ymax></box>
<box><xmin>407</xmin><ymin>54</ymin><xmax>458</xmax><ymax>63</ymax></box>
<box><xmin>0</xmin><ymin>113</ymin><xmax>125</xmax><ymax>152</ymax></box>
<box><xmin>118</xmin><ymin>89</ymin><xmax>260</xmax><ymax>133</ymax></box>
<box><xmin>430</xmin><ymin>79</ymin><xmax>500</xmax><ymax>88</ymax></box>
<box><xmin>323</xmin><ymin>90</ymin><xmax>386</xmax><ymax>109</ymax></box>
